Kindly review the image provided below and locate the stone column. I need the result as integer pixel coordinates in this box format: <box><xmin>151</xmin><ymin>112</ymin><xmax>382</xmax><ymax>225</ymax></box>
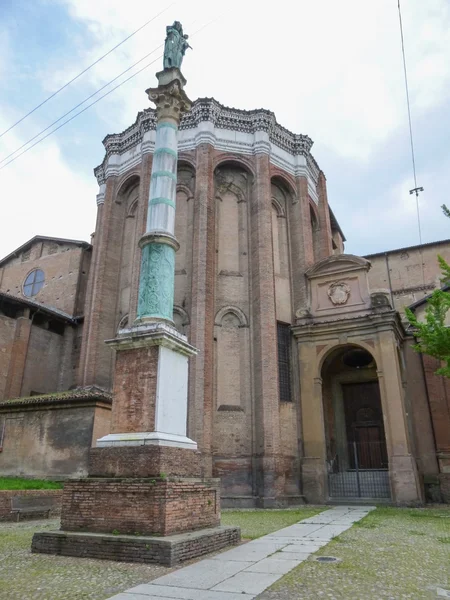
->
<box><xmin>96</xmin><ymin>67</ymin><xmax>197</xmax><ymax>451</ymax></box>
<box><xmin>136</xmin><ymin>69</ymin><xmax>190</xmax><ymax>323</ymax></box>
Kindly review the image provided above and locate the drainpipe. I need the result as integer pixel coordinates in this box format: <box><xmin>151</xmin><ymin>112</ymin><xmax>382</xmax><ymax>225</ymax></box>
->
<box><xmin>385</xmin><ymin>252</ymin><xmax>395</xmax><ymax>308</ymax></box>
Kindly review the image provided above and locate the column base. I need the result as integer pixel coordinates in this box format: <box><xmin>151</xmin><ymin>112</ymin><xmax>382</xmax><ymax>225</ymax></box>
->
<box><xmin>390</xmin><ymin>454</ymin><xmax>423</xmax><ymax>505</ymax></box>
<box><xmin>96</xmin><ymin>431</ymin><xmax>197</xmax><ymax>450</ymax></box>
<box><xmin>301</xmin><ymin>457</ymin><xmax>327</xmax><ymax>504</ymax></box>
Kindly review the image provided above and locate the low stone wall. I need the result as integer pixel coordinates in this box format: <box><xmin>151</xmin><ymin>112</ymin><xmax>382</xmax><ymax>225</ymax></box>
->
<box><xmin>0</xmin><ymin>489</ymin><xmax>62</xmax><ymax>521</ymax></box>
<box><xmin>61</xmin><ymin>478</ymin><xmax>220</xmax><ymax>536</ymax></box>
<box><xmin>32</xmin><ymin>525</ymin><xmax>241</xmax><ymax>566</ymax></box>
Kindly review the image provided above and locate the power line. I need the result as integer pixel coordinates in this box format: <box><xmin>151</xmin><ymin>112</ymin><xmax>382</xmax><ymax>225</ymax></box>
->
<box><xmin>397</xmin><ymin>0</ymin><xmax>424</xmax><ymax>245</ymax></box>
<box><xmin>0</xmin><ymin>44</ymin><xmax>163</xmax><ymax>165</ymax></box>
<box><xmin>0</xmin><ymin>55</ymin><xmax>162</xmax><ymax>171</ymax></box>
<box><xmin>0</xmin><ymin>17</ymin><xmax>219</xmax><ymax>172</ymax></box>
<box><xmin>0</xmin><ymin>3</ymin><xmax>174</xmax><ymax>140</ymax></box>
<box><xmin>398</xmin><ymin>0</ymin><xmax>425</xmax><ymax>288</ymax></box>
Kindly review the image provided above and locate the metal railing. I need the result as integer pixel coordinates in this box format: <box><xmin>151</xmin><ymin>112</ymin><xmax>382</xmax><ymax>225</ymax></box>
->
<box><xmin>328</xmin><ymin>441</ymin><xmax>391</xmax><ymax>499</ymax></box>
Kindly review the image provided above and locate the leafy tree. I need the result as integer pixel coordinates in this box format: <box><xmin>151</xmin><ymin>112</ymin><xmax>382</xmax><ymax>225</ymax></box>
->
<box><xmin>405</xmin><ymin>207</ymin><xmax>450</xmax><ymax>376</ymax></box>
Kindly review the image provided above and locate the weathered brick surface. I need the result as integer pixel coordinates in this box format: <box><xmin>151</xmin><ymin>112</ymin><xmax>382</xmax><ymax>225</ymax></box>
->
<box><xmin>0</xmin><ymin>240</ymin><xmax>91</xmax><ymax>317</ymax></box>
<box><xmin>88</xmin><ymin>445</ymin><xmax>203</xmax><ymax>478</ymax></box>
<box><xmin>0</xmin><ymin>489</ymin><xmax>62</xmax><ymax>521</ymax></box>
<box><xmin>440</xmin><ymin>474</ymin><xmax>450</xmax><ymax>503</ymax></box>
<box><xmin>422</xmin><ymin>355</ymin><xmax>450</xmax><ymax>457</ymax></box>
<box><xmin>110</xmin><ymin>345</ymin><xmax>159</xmax><ymax>434</ymax></box>
<box><xmin>61</xmin><ymin>478</ymin><xmax>220</xmax><ymax>536</ymax></box>
<box><xmin>366</xmin><ymin>240</ymin><xmax>450</xmax><ymax>315</ymax></box>
<box><xmin>32</xmin><ymin>526</ymin><xmax>240</xmax><ymax>566</ymax></box>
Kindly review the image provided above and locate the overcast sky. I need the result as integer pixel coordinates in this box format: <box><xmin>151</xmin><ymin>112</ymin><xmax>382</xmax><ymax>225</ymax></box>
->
<box><xmin>1</xmin><ymin>0</ymin><xmax>449</xmax><ymax>259</ymax></box>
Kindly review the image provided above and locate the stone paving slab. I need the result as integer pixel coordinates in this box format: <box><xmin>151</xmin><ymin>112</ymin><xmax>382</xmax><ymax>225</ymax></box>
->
<box><xmin>272</xmin><ymin>551</ymin><xmax>311</xmax><ymax>561</ymax></box>
<box><xmin>211</xmin><ymin>571</ymin><xmax>282</xmax><ymax>595</ymax></box>
<box><xmin>149</xmin><ymin>559</ymin><xmax>253</xmax><ymax>590</ymax></box>
<box><xmin>122</xmin><ymin>584</ymin><xmax>256</xmax><ymax>599</ymax></box>
<box><xmin>243</xmin><ymin>557</ymin><xmax>304</xmax><ymax>574</ymax></box>
<box><xmin>107</xmin><ymin>506</ymin><xmax>373</xmax><ymax>600</ymax></box>
<box><xmin>268</xmin><ymin>524</ymin><xmax>323</xmax><ymax>536</ymax></box>
<box><xmin>279</xmin><ymin>543</ymin><xmax>323</xmax><ymax>554</ymax></box>
<box><xmin>209</xmin><ymin>541</ymin><xmax>286</xmax><ymax>562</ymax></box>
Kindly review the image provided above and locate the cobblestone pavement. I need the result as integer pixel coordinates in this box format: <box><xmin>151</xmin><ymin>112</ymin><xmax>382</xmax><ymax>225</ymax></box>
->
<box><xmin>0</xmin><ymin>519</ymin><xmax>171</xmax><ymax>600</ymax></box>
<box><xmin>258</xmin><ymin>506</ymin><xmax>450</xmax><ymax>600</ymax></box>
<box><xmin>107</xmin><ymin>506</ymin><xmax>371</xmax><ymax>599</ymax></box>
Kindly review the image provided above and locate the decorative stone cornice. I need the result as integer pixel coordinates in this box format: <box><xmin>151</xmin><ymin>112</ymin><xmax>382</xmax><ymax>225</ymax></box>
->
<box><xmin>94</xmin><ymin>98</ymin><xmax>319</xmax><ymax>183</ymax></box>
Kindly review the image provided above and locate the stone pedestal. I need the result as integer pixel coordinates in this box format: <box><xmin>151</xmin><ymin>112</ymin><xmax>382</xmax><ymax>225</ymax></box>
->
<box><xmin>32</xmin><ymin>325</ymin><xmax>240</xmax><ymax>562</ymax></box>
<box><xmin>97</xmin><ymin>323</ymin><xmax>197</xmax><ymax>450</ymax></box>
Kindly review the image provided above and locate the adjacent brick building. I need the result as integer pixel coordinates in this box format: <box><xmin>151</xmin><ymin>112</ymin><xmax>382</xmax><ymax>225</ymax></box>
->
<box><xmin>0</xmin><ymin>99</ymin><xmax>449</xmax><ymax>503</ymax></box>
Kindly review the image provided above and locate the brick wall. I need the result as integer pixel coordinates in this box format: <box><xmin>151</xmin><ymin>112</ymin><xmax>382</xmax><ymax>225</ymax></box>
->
<box><xmin>367</xmin><ymin>241</ymin><xmax>450</xmax><ymax>314</ymax></box>
<box><xmin>61</xmin><ymin>478</ymin><xmax>220</xmax><ymax>536</ymax></box>
<box><xmin>422</xmin><ymin>355</ymin><xmax>450</xmax><ymax>456</ymax></box>
<box><xmin>0</xmin><ymin>489</ymin><xmax>62</xmax><ymax>521</ymax></box>
<box><xmin>0</xmin><ymin>242</ymin><xmax>90</xmax><ymax>317</ymax></box>
<box><xmin>0</xmin><ymin>316</ymin><xmax>15</xmax><ymax>399</ymax></box>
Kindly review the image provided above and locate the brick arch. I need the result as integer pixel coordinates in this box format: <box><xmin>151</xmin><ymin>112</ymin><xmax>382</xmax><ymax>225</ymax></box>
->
<box><xmin>214</xmin><ymin>306</ymin><xmax>248</xmax><ymax>327</ymax></box>
<box><xmin>177</xmin><ymin>154</ymin><xmax>196</xmax><ymax>170</ymax></box>
<box><xmin>176</xmin><ymin>184</ymin><xmax>194</xmax><ymax>201</ymax></box>
<box><xmin>270</xmin><ymin>171</ymin><xmax>297</xmax><ymax>202</ymax></box>
<box><xmin>173</xmin><ymin>305</ymin><xmax>190</xmax><ymax>326</ymax></box>
<box><xmin>271</xmin><ymin>197</ymin><xmax>285</xmax><ymax>217</ymax></box>
<box><xmin>116</xmin><ymin>172</ymin><xmax>140</xmax><ymax>201</ymax></box>
<box><xmin>213</xmin><ymin>154</ymin><xmax>255</xmax><ymax>178</ymax></box>
<box><xmin>317</xmin><ymin>342</ymin><xmax>378</xmax><ymax>379</ymax></box>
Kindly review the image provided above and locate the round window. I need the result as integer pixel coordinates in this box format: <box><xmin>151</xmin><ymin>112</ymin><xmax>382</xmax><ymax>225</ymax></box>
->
<box><xmin>23</xmin><ymin>269</ymin><xmax>45</xmax><ymax>297</ymax></box>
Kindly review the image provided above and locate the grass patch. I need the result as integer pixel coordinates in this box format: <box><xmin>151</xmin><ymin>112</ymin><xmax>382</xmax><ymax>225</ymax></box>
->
<box><xmin>221</xmin><ymin>507</ymin><xmax>324</xmax><ymax>539</ymax></box>
<box><xmin>0</xmin><ymin>478</ymin><xmax>63</xmax><ymax>490</ymax></box>
<box><xmin>437</xmin><ymin>536</ymin><xmax>450</xmax><ymax>544</ymax></box>
<box><xmin>267</xmin><ymin>506</ymin><xmax>450</xmax><ymax>599</ymax></box>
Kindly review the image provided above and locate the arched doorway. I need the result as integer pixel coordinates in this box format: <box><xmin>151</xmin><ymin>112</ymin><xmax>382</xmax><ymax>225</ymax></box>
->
<box><xmin>321</xmin><ymin>345</ymin><xmax>390</xmax><ymax>499</ymax></box>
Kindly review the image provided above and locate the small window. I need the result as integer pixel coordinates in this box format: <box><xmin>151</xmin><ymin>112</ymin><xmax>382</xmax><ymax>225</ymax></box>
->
<box><xmin>277</xmin><ymin>322</ymin><xmax>292</xmax><ymax>402</ymax></box>
<box><xmin>23</xmin><ymin>269</ymin><xmax>45</xmax><ymax>297</ymax></box>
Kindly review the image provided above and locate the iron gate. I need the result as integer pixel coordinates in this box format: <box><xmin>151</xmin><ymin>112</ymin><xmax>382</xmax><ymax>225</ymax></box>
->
<box><xmin>328</xmin><ymin>441</ymin><xmax>391</xmax><ymax>499</ymax></box>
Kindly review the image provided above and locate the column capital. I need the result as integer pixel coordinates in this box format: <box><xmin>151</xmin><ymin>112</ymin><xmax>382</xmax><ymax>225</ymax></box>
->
<box><xmin>146</xmin><ymin>70</ymin><xmax>192</xmax><ymax>124</ymax></box>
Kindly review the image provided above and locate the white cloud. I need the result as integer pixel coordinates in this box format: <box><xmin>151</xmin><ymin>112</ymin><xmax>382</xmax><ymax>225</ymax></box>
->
<box><xmin>0</xmin><ymin>117</ymin><xmax>97</xmax><ymax>258</ymax></box>
<box><xmin>1</xmin><ymin>0</ymin><xmax>449</xmax><ymax>259</ymax></box>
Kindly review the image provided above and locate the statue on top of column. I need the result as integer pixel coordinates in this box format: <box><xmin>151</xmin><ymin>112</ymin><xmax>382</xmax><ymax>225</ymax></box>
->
<box><xmin>163</xmin><ymin>21</ymin><xmax>191</xmax><ymax>70</ymax></box>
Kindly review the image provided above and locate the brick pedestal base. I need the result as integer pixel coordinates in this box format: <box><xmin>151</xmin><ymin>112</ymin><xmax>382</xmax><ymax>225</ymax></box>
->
<box><xmin>32</xmin><ymin>526</ymin><xmax>241</xmax><ymax>566</ymax></box>
<box><xmin>89</xmin><ymin>445</ymin><xmax>203</xmax><ymax>478</ymax></box>
<box><xmin>32</xmin><ymin>446</ymin><xmax>241</xmax><ymax>563</ymax></box>
<box><xmin>60</xmin><ymin>477</ymin><xmax>220</xmax><ymax>536</ymax></box>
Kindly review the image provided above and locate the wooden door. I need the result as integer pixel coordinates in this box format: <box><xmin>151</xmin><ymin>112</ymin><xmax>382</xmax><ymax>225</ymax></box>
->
<box><xmin>342</xmin><ymin>382</ymin><xmax>387</xmax><ymax>469</ymax></box>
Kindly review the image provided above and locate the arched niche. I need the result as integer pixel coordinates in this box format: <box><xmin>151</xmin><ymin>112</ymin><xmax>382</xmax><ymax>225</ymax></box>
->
<box><xmin>214</xmin><ymin>306</ymin><xmax>249</xmax><ymax>412</ymax></box>
<box><xmin>173</xmin><ymin>305</ymin><xmax>190</xmax><ymax>336</ymax></box>
<box><xmin>117</xmin><ymin>177</ymin><xmax>140</xmax><ymax>319</ymax></box>
<box><xmin>271</xmin><ymin>178</ymin><xmax>292</xmax><ymax>323</ymax></box>
<box><xmin>174</xmin><ymin>166</ymin><xmax>195</xmax><ymax>310</ymax></box>
<box><xmin>310</xmin><ymin>201</ymin><xmax>320</xmax><ymax>264</ymax></box>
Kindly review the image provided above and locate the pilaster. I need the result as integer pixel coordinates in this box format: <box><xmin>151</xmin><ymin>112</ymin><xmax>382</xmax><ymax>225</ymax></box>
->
<box><xmin>317</xmin><ymin>171</ymin><xmax>333</xmax><ymax>260</ymax></box>
<box><xmin>377</xmin><ymin>330</ymin><xmax>423</xmax><ymax>504</ymax></box>
<box><xmin>251</xmin><ymin>152</ymin><xmax>281</xmax><ymax>503</ymax></box>
<box><xmin>188</xmin><ymin>143</ymin><xmax>215</xmax><ymax>467</ymax></box>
